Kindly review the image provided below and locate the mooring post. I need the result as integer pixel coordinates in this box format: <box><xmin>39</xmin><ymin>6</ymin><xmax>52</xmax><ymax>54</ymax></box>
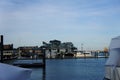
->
<box><xmin>0</xmin><ymin>35</ymin><xmax>3</xmax><ymax>63</ymax></box>
<box><xmin>42</xmin><ymin>46</ymin><xmax>46</xmax><ymax>79</ymax></box>
<box><xmin>43</xmin><ymin>47</ymin><xmax>46</xmax><ymax>69</ymax></box>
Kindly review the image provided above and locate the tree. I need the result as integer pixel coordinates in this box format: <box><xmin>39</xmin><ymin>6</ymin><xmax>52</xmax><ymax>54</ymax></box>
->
<box><xmin>104</xmin><ymin>47</ymin><xmax>108</xmax><ymax>53</ymax></box>
<box><xmin>104</xmin><ymin>47</ymin><xmax>109</xmax><ymax>58</ymax></box>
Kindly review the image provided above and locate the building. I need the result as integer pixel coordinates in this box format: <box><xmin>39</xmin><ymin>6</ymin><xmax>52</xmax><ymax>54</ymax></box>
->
<box><xmin>3</xmin><ymin>44</ymin><xmax>14</xmax><ymax>60</ymax></box>
<box><xmin>42</xmin><ymin>40</ymin><xmax>77</xmax><ymax>58</ymax></box>
<box><xmin>18</xmin><ymin>46</ymin><xmax>42</xmax><ymax>58</ymax></box>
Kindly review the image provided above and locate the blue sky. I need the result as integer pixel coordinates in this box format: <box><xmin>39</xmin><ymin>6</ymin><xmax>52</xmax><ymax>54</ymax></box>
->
<box><xmin>0</xmin><ymin>0</ymin><xmax>120</xmax><ymax>50</ymax></box>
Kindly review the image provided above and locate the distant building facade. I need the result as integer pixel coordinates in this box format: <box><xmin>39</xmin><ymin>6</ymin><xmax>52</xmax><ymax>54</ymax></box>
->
<box><xmin>3</xmin><ymin>44</ymin><xmax>14</xmax><ymax>59</ymax></box>
<box><xmin>42</xmin><ymin>40</ymin><xmax>77</xmax><ymax>58</ymax></box>
<box><xmin>18</xmin><ymin>46</ymin><xmax>42</xmax><ymax>58</ymax></box>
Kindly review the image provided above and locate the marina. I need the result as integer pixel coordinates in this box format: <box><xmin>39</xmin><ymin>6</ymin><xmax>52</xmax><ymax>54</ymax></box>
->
<box><xmin>0</xmin><ymin>35</ymin><xmax>109</xmax><ymax>80</ymax></box>
<box><xmin>0</xmin><ymin>0</ymin><xmax>119</xmax><ymax>79</ymax></box>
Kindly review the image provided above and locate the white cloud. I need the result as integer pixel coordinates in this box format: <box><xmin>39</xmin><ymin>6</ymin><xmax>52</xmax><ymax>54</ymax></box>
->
<box><xmin>0</xmin><ymin>0</ymin><xmax>120</xmax><ymax>49</ymax></box>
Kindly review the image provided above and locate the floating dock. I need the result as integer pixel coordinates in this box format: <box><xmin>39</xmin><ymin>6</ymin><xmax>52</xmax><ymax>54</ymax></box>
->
<box><xmin>13</xmin><ymin>62</ymin><xmax>44</xmax><ymax>68</ymax></box>
<box><xmin>12</xmin><ymin>59</ymin><xmax>45</xmax><ymax>68</ymax></box>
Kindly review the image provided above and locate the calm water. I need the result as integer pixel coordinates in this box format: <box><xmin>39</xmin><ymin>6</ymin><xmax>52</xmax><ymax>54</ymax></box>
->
<box><xmin>27</xmin><ymin>58</ymin><xmax>107</xmax><ymax>80</ymax></box>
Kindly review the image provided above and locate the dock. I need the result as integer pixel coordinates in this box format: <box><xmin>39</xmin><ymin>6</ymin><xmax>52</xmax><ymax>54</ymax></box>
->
<box><xmin>13</xmin><ymin>62</ymin><xmax>44</xmax><ymax>68</ymax></box>
<box><xmin>12</xmin><ymin>60</ymin><xmax>44</xmax><ymax>68</ymax></box>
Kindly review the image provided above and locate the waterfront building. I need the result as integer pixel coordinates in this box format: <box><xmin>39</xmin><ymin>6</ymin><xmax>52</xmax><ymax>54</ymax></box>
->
<box><xmin>42</xmin><ymin>40</ymin><xmax>77</xmax><ymax>58</ymax></box>
<box><xmin>18</xmin><ymin>46</ymin><xmax>42</xmax><ymax>58</ymax></box>
<box><xmin>3</xmin><ymin>44</ymin><xmax>15</xmax><ymax>60</ymax></box>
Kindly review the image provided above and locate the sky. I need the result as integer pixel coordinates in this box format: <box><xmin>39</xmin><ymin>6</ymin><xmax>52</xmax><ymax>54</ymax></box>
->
<box><xmin>0</xmin><ymin>0</ymin><xmax>120</xmax><ymax>50</ymax></box>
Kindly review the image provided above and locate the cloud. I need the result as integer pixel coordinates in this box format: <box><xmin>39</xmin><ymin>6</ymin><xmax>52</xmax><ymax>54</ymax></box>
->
<box><xmin>0</xmin><ymin>0</ymin><xmax>119</xmax><ymax>36</ymax></box>
<box><xmin>0</xmin><ymin>0</ymin><xmax>120</xmax><ymax>49</ymax></box>
<box><xmin>1</xmin><ymin>0</ymin><xmax>120</xmax><ymax>31</ymax></box>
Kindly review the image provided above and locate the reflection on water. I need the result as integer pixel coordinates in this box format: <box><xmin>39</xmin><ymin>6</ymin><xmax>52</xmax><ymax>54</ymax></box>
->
<box><xmin>42</xmin><ymin>67</ymin><xmax>46</xmax><ymax>80</ymax></box>
<box><xmin>30</xmin><ymin>67</ymin><xmax>46</xmax><ymax>80</ymax></box>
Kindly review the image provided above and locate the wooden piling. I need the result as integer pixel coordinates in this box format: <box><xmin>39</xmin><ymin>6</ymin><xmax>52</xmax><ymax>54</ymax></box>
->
<box><xmin>0</xmin><ymin>35</ymin><xmax>3</xmax><ymax>63</ymax></box>
<box><xmin>42</xmin><ymin>47</ymin><xmax>46</xmax><ymax>78</ymax></box>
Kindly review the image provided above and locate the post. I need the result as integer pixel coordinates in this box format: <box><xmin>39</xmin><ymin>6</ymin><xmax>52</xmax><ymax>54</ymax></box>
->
<box><xmin>0</xmin><ymin>35</ymin><xmax>3</xmax><ymax>63</ymax></box>
<box><xmin>95</xmin><ymin>51</ymin><xmax>98</xmax><ymax>58</ymax></box>
<box><xmin>42</xmin><ymin>48</ymin><xmax>46</xmax><ymax>69</ymax></box>
<box><xmin>42</xmin><ymin>47</ymin><xmax>46</xmax><ymax>78</ymax></box>
<box><xmin>81</xmin><ymin>43</ymin><xmax>85</xmax><ymax>58</ymax></box>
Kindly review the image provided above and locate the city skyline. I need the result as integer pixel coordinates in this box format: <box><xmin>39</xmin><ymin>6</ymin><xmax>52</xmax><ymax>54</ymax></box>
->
<box><xmin>0</xmin><ymin>0</ymin><xmax>120</xmax><ymax>50</ymax></box>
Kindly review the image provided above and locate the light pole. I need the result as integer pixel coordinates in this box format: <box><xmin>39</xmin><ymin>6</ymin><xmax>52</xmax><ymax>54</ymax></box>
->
<box><xmin>81</xmin><ymin>43</ymin><xmax>85</xmax><ymax>58</ymax></box>
<box><xmin>81</xmin><ymin>43</ymin><xmax>83</xmax><ymax>53</ymax></box>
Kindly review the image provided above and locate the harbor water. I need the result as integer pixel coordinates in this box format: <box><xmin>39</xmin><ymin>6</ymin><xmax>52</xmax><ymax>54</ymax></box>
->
<box><xmin>27</xmin><ymin>58</ymin><xmax>107</xmax><ymax>80</ymax></box>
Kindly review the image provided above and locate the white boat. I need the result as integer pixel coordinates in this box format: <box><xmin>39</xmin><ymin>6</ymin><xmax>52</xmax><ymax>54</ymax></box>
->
<box><xmin>75</xmin><ymin>51</ymin><xmax>92</xmax><ymax>58</ymax></box>
<box><xmin>0</xmin><ymin>63</ymin><xmax>32</xmax><ymax>80</ymax></box>
<box><xmin>105</xmin><ymin>36</ymin><xmax>120</xmax><ymax>80</ymax></box>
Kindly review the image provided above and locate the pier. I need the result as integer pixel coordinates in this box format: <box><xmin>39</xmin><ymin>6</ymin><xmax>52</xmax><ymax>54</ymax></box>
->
<box><xmin>12</xmin><ymin>47</ymin><xmax>46</xmax><ymax>68</ymax></box>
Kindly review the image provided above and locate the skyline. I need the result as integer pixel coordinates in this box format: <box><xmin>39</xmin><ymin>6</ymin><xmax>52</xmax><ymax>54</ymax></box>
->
<box><xmin>0</xmin><ymin>0</ymin><xmax>120</xmax><ymax>50</ymax></box>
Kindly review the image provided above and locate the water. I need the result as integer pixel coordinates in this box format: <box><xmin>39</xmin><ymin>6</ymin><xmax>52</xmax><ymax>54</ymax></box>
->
<box><xmin>27</xmin><ymin>58</ymin><xmax>107</xmax><ymax>80</ymax></box>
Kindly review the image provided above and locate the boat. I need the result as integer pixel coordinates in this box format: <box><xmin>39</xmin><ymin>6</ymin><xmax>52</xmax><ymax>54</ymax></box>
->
<box><xmin>0</xmin><ymin>63</ymin><xmax>32</xmax><ymax>80</ymax></box>
<box><xmin>105</xmin><ymin>36</ymin><xmax>120</xmax><ymax>80</ymax></box>
<box><xmin>75</xmin><ymin>51</ymin><xmax>93</xmax><ymax>58</ymax></box>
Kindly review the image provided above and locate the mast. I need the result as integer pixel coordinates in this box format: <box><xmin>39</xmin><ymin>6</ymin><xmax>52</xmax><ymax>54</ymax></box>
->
<box><xmin>81</xmin><ymin>43</ymin><xmax>83</xmax><ymax>53</ymax></box>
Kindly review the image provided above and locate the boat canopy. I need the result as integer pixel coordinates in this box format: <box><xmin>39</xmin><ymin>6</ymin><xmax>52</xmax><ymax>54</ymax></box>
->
<box><xmin>106</xmin><ymin>36</ymin><xmax>120</xmax><ymax>66</ymax></box>
<box><xmin>0</xmin><ymin>63</ymin><xmax>32</xmax><ymax>80</ymax></box>
<box><xmin>105</xmin><ymin>36</ymin><xmax>120</xmax><ymax>80</ymax></box>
